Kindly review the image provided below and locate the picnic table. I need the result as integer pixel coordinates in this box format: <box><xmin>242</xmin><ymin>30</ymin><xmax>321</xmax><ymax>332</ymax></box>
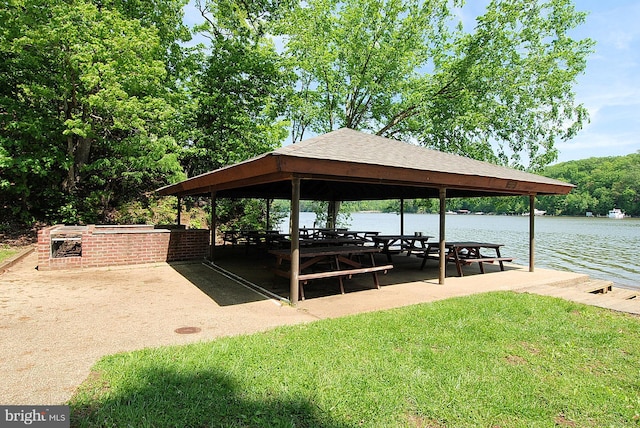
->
<box><xmin>420</xmin><ymin>241</ymin><xmax>513</xmax><ymax>276</ymax></box>
<box><xmin>372</xmin><ymin>234</ymin><xmax>434</xmax><ymax>262</ymax></box>
<box><xmin>299</xmin><ymin>237</ymin><xmax>365</xmax><ymax>247</ymax></box>
<box><xmin>296</xmin><ymin>229</ymin><xmax>378</xmax><ymax>247</ymax></box>
<box><xmin>222</xmin><ymin>229</ymin><xmax>245</xmax><ymax>246</ymax></box>
<box><xmin>335</xmin><ymin>230</ymin><xmax>380</xmax><ymax>245</ymax></box>
<box><xmin>299</xmin><ymin>228</ymin><xmax>346</xmax><ymax>239</ymax></box>
<box><xmin>222</xmin><ymin>230</ymin><xmax>290</xmax><ymax>252</ymax></box>
<box><xmin>268</xmin><ymin>245</ymin><xmax>393</xmax><ymax>300</ymax></box>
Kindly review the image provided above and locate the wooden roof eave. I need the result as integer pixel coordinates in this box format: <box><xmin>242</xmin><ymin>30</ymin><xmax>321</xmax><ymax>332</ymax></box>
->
<box><xmin>277</xmin><ymin>156</ymin><xmax>574</xmax><ymax>197</ymax></box>
<box><xmin>157</xmin><ymin>155</ymin><xmax>285</xmax><ymax>197</ymax></box>
<box><xmin>156</xmin><ymin>151</ymin><xmax>574</xmax><ymax>199</ymax></box>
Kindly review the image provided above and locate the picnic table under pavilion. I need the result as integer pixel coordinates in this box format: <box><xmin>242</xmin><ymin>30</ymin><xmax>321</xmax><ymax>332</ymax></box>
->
<box><xmin>158</xmin><ymin>128</ymin><xmax>574</xmax><ymax>304</ymax></box>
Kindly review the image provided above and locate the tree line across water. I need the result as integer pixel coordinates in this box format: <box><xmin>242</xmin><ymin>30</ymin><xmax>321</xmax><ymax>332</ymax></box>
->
<box><xmin>0</xmin><ymin>0</ymin><xmax>601</xmax><ymax>229</ymax></box>
<box><xmin>317</xmin><ymin>152</ymin><xmax>639</xmax><ymax>218</ymax></box>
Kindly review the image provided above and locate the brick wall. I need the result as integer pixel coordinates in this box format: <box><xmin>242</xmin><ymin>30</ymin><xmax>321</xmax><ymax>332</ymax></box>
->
<box><xmin>37</xmin><ymin>225</ymin><xmax>210</xmax><ymax>270</ymax></box>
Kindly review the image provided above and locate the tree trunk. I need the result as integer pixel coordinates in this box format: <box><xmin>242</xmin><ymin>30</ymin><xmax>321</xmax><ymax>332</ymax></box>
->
<box><xmin>62</xmin><ymin>135</ymin><xmax>76</xmax><ymax>192</ymax></box>
<box><xmin>62</xmin><ymin>135</ymin><xmax>91</xmax><ymax>193</ymax></box>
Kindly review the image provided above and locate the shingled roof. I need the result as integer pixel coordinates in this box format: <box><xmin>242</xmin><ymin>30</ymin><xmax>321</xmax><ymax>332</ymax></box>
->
<box><xmin>157</xmin><ymin>128</ymin><xmax>573</xmax><ymax>200</ymax></box>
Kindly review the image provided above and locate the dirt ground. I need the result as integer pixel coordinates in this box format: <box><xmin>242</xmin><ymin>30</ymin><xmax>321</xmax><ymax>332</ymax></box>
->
<box><xmin>1</xmin><ymin>249</ymin><xmax>589</xmax><ymax>405</ymax></box>
<box><xmin>0</xmin><ymin>252</ymin><xmax>315</xmax><ymax>405</ymax></box>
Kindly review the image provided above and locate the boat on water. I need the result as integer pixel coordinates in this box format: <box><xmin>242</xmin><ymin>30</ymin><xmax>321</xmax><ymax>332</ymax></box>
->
<box><xmin>608</xmin><ymin>208</ymin><xmax>625</xmax><ymax>219</ymax></box>
<box><xmin>522</xmin><ymin>209</ymin><xmax>546</xmax><ymax>216</ymax></box>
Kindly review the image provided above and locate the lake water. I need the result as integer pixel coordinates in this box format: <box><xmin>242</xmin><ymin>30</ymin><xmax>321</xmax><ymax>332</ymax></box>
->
<box><xmin>280</xmin><ymin>212</ymin><xmax>640</xmax><ymax>290</ymax></box>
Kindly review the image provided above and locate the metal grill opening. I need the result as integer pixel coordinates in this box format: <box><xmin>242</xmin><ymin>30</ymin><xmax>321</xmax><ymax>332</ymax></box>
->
<box><xmin>51</xmin><ymin>236</ymin><xmax>82</xmax><ymax>258</ymax></box>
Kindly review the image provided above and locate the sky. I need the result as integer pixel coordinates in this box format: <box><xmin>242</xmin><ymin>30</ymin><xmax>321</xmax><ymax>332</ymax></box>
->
<box><xmin>558</xmin><ymin>1</ymin><xmax>640</xmax><ymax>163</ymax></box>
<box><xmin>183</xmin><ymin>1</ymin><xmax>640</xmax><ymax>164</ymax></box>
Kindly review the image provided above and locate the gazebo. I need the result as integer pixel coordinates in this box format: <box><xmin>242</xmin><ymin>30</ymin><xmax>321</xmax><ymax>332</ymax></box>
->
<box><xmin>158</xmin><ymin>128</ymin><xmax>574</xmax><ymax>304</ymax></box>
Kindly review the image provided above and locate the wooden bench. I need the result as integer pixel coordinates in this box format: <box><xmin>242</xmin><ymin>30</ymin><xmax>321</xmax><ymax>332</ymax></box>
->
<box><xmin>273</xmin><ymin>264</ymin><xmax>393</xmax><ymax>300</ymax></box>
<box><xmin>458</xmin><ymin>257</ymin><xmax>514</xmax><ymax>273</ymax></box>
<box><xmin>417</xmin><ymin>242</ymin><xmax>513</xmax><ymax>276</ymax></box>
<box><xmin>223</xmin><ymin>230</ymin><xmax>244</xmax><ymax>246</ymax></box>
<box><xmin>419</xmin><ymin>253</ymin><xmax>513</xmax><ymax>273</ymax></box>
<box><xmin>269</xmin><ymin>245</ymin><xmax>392</xmax><ymax>300</ymax></box>
<box><xmin>372</xmin><ymin>235</ymin><xmax>433</xmax><ymax>262</ymax></box>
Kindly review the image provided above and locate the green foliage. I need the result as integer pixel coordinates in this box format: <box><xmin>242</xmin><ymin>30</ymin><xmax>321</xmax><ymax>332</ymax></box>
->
<box><xmin>70</xmin><ymin>292</ymin><xmax>640</xmax><ymax>427</ymax></box>
<box><xmin>539</xmin><ymin>152</ymin><xmax>640</xmax><ymax>216</ymax></box>
<box><xmin>215</xmin><ymin>199</ymin><xmax>287</xmax><ymax>232</ymax></box>
<box><xmin>0</xmin><ymin>0</ymin><xmax>187</xmax><ymax>225</ymax></box>
<box><xmin>280</xmin><ymin>0</ymin><xmax>593</xmax><ymax>170</ymax></box>
<box><xmin>99</xmin><ymin>0</ymin><xmax>192</xmax><ymax>78</ymax></box>
<box><xmin>281</xmin><ymin>0</ymin><xmax>448</xmax><ymax>141</ymax></box>
<box><xmin>298</xmin><ymin>201</ymin><xmax>352</xmax><ymax>228</ymax></box>
<box><xmin>339</xmin><ymin>199</ymin><xmax>436</xmax><ymax>214</ymax></box>
<box><xmin>174</xmin><ymin>1</ymin><xmax>293</xmax><ymax>232</ymax></box>
<box><xmin>184</xmin><ymin>37</ymin><xmax>290</xmax><ymax>176</ymax></box>
<box><xmin>111</xmin><ymin>196</ymin><xmax>179</xmax><ymax>225</ymax></box>
<box><xmin>183</xmin><ymin>1</ymin><xmax>292</xmax><ymax>177</ymax></box>
<box><xmin>0</xmin><ymin>0</ymin><xmax>602</xmax><ymax>229</ymax></box>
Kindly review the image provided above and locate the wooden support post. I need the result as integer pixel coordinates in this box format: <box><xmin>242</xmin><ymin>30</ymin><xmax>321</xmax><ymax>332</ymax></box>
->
<box><xmin>400</xmin><ymin>198</ymin><xmax>405</xmax><ymax>235</ymax></box>
<box><xmin>210</xmin><ymin>191</ymin><xmax>217</xmax><ymax>261</ymax></box>
<box><xmin>439</xmin><ymin>188</ymin><xmax>446</xmax><ymax>285</ymax></box>
<box><xmin>290</xmin><ymin>178</ymin><xmax>301</xmax><ymax>305</ymax></box>
<box><xmin>529</xmin><ymin>194</ymin><xmax>535</xmax><ymax>272</ymax></box>
<box><xmin>177</xmin><ymin>196</ymin><xmax>181</xmax><ymax>226</ymax></box>
<box><xmin>327</xmin><ymin>200</ymin><xmax>340</xmax><ymax>229</ymax></box>
<box><xmin>266</xmin><ymin>198</ymin><xmax>271</xmax><ymax>231</ymax></box>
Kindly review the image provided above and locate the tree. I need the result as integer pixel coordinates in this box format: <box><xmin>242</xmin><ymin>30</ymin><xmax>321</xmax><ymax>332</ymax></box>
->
<box><xmin>540</xmin><ymin>153</ymin><xmax>640</xmax><ymax>216</ymax></box>
<box><xmin>97</xmin><ymin>0</ymin><xmax>192</xmax><ymax>78</ymax></box>
<box><xmin>183</xmin><ymin>0</ymin><xmax>293</xmax><ymax>177</ymax></box>
<box><xmin>184</xmin><ymin>36</ymin><xmax>290</xmax><ymax>176</ymax></box>
<box><xmin>0</xmin><ymin>0</ymin><xmax>186</xmax><ymax>224</ymax></box>
<box><xmin>177</xmin><ymin>0</ymin><xmax>294</xmax><ymax>230</ymax></box>
<box><xmin>281</xmin><ymin>0</ymin><xmax>593</xmax><ymax>171</ymax></box>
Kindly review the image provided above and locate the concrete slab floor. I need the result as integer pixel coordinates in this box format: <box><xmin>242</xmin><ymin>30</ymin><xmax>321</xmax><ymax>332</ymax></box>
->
<box><xmin>0</xmin><ymin>248</ymin><xmax>599</xmax><ymax>405</ymax></box>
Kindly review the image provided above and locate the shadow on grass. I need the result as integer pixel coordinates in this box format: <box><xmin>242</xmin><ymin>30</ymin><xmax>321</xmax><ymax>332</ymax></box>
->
<box><xmin>70</xmin><ymin>366</ymin><xmax>348</xmax><ymax>428</ymax></box>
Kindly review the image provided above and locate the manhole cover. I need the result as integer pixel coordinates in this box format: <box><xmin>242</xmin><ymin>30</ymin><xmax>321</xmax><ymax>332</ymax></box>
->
<box><xmin>174</xmin><ymin>326</ymin><xmax>202</xmax><ymax>334</ymax></box>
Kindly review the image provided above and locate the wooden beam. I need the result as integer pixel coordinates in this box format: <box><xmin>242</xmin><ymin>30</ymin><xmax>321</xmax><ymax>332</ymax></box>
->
<box><xmin>176</xmin><ymin>196</ymin><xmax>181</xmax><ymax>226</ymax></box>
<box><xmin>327</xmin><ymin>200</ymin><xmax>339</xmax><ymax>229</ymax></box>
<box><xmin>157</xmin><ymin>156</ymin><xmax>283</xmax><ymax>196</ymax></box>
<box><xmin>400</xmin><ymin>198</ymin><xmax>404</xmax><ymax>235</ymax></box>
<box><xmin>529</xmin><ymin>194</ymin><xmax>535</xmax><ymax>272</ymax></box>
<box><xmin>439</xmin><ymin>188</ymin><xmax>446</xmax><ymax>285</ymax></box>
<box><xmin>159</xmin><ymin>150</ymin><xmax>574</xmax><ymax>199</ymax></box>
<box><xmin>266</xmin><ymin>198</ymin><xmax>271</xmax><ymax>231</ymax></box>
<box><xmin>210</xmin><ymin>192</ymin><xmax>217</xmax><ymax>261</ymax></box>
<box><xmin>290</xmin><ymin>178</ymin><xmax>301</xmax><ymax>305</ymax></box>
<box><xmin>278</xmin><ymin>157</ymin><xmax>574</xmax><ymax>196</ymax></box>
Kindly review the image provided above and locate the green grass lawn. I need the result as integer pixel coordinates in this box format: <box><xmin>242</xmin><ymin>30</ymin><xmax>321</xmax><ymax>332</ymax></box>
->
<box><xmin>0</xmin><ymin>245</ymin><xmax>19</xmax><ymax>263</ymax></box>
<box><xmin>69</xmin><ymin>292</ymin><xmax>640</xmax><ymax>427</ymax></box>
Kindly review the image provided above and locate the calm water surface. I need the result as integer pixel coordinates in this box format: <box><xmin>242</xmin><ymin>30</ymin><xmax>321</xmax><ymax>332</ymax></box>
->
<box><xmin>283</xmin><ymin>212</ymin><xmax>640</xmax><ymax>290</ymax></box>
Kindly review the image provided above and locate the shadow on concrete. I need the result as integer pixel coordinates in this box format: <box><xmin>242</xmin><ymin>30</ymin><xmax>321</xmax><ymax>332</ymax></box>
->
<box><xmin>203</xmin><ymin>245</ymin><xmax>520</xmax><ymax>302</ymax></box>
<box><xmin>169</xmin><ymin>260</ymin><xmax>270</xmax><ymax>307</ymax></box>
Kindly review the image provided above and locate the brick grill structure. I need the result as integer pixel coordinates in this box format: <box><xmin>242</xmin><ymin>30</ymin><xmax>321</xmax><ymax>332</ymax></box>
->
<box><xmin>37</xmin><ymin>225</ymin><xmax>210</xmax><ymax>270</ymax></box>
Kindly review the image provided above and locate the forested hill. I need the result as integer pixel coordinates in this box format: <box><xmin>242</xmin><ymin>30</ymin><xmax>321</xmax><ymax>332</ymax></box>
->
<box><xmin>445</xmin><ymin>152</ymin><xmax>640</xmax><ymax>217</ymax></box>
<box><xmin>537</xmin><ymin>152</ymin><xmax>640</xmax><ymax>217</ymax></box>
<box><xmin>339</xmin><ymin>152</ymin><xmax>640</xmax><ymax>217</ymax></box>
